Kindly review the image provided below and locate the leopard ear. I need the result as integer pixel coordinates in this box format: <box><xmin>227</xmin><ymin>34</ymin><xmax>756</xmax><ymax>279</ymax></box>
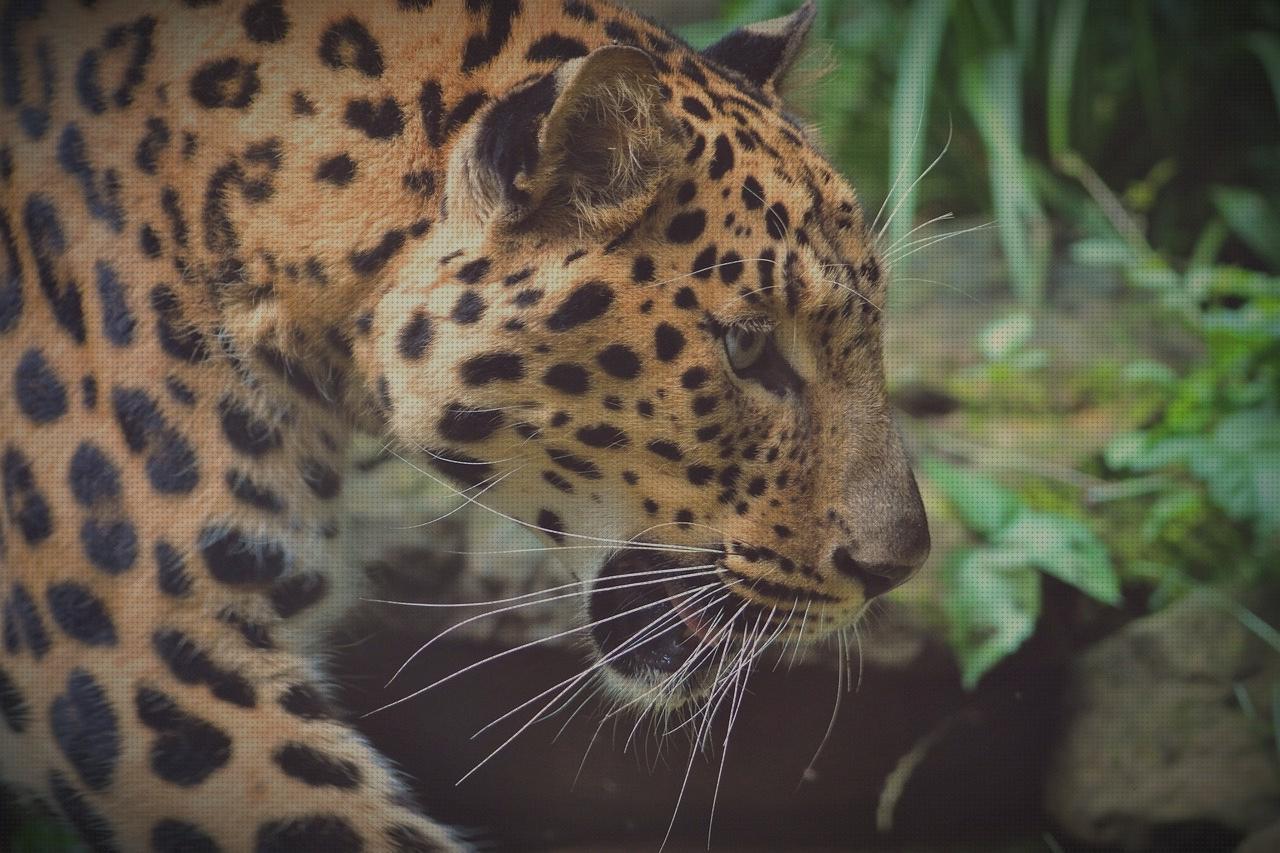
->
<box><xmin>701</xmin><ymin>1</ymin><xmax>816</xmax><ymax>92</ymax></box>
<box><xmin>458</xmin><ymin>45</ymin><xmax>681</xmax><ymax>230</ymax></box>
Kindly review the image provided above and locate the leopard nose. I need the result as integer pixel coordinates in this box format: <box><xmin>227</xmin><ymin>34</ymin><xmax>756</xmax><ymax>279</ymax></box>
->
<box><xmin>831</xmin><ymin>477</ymin><xmax>931</xmax><ymax>599</ymax></box>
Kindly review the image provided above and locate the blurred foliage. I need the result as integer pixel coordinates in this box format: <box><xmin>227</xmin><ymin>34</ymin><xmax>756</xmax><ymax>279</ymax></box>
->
<box><xmin>687</xmin><ymin>0</ymin><xmax>1280</xmax><ymax>684</ymax></box>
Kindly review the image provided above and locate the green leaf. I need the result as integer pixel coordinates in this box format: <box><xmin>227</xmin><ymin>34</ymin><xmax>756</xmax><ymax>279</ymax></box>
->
<box><xmin>943</xmin><ymin>547</ymin><xmax>1042</xmax><ymax>688</ymax></box>
<box><xmin>922</xmin><ymin>458</ymin><xmax>1021</xmax><ymax>538</ymax></box>
<box><xmin>1246</xmin><ymin>31</ymin><xmax>1280</xmax><ymax>118</ymax></box>
<box><xmin>1211</xmin><ymin>186</ymin><xmax>1280</xmax><ymax>270</ymax></box>
<box><xmin>1046</xmin><ymin>0</ymin><xmax>1087</xmax><ymax>158</ymax></box>
<box><xmin>994</xmin><ymin>510</ymin><xmax>1122</xmax><ymax>605</ymax></box>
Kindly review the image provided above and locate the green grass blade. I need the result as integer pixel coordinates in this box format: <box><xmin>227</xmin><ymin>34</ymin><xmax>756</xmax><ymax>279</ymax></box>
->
<box><xmin>1047</xmin><ymin>0</ymin><xmax>1087</xmax><ymax>159</ymax></box>
<box><xmin>1211</xmin><ymin>185</ymin><xmax>1280</xmax><ymax>270</ymax></box>
<box><xmin>961</xmin><ymin>50</ymin><xmax>1051</xmax><ymax>304</ymax></box>
<box><xmin>885</xmin><ymin>0</ymin><xmax>953</xmax><ymax>304</ymax></box>
<box><xmin>1247</xmin><ymin>30</ymin><xmax>1280</xmax><ymax>118</ymax></box>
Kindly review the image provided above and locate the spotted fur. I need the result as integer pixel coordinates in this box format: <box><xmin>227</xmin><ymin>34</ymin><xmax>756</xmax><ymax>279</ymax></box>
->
<box><xmin>1</xmin><ymin>1</ymin><xmax>928</xmax><ymax>849</ymax></box>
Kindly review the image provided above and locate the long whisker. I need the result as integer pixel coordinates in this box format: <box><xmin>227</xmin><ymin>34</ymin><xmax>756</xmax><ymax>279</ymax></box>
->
<box><xmin>871</xmin><ymin>109</ymin><xmax>927</xmax><ymax>238</ymax></box>
<box><xmin>877</xmin><ymin>115</ymin><xmax>953</xmax><ymax>245</ymax></box>
<box><xmin>380</xmin><ymin>566</ymin><xmax>719</xmax><ymax>688</ymax></box>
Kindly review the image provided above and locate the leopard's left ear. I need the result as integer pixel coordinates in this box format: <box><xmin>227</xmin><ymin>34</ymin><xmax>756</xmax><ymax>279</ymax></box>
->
<box><xmin>701</xmin><ymin>1</ymin><xmax>816</xmax><ymax>92</ymax></box>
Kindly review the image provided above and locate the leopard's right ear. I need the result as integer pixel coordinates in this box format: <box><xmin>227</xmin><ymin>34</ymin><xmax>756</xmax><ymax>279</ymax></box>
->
<box><xmin>448</xmin><ymin>45</ymin><xmax>682</xmax><ymax>231</ymax></box>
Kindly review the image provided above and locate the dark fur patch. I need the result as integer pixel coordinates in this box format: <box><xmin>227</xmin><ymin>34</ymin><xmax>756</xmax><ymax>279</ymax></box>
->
<box><xmin>152</xmin><ymin>820</ymin><xmax>220</xmax><ymax>853</ymax></box>
<box><xmin>343</xmin><ymin>97</ymin><xmax>404</xmax><ymax>139</ymax></box>
<box><xmin>94</xmin><ymin>261</ymin><xmax>136</xmax><ymax>346</ymax></box>
<box><xmin>461</xmin><ymin>352</ymin><xmax>524</xmax><ymax>385</ymax></box>
<box><xmin>51</xmin><ymin>668</ymin><xmax>120</xmax><ymax>790</ymax></box>
<box><xmin>278</xmin><ymin>683</ymin><xmax>331</xmax><ymax>720</ymax></box>
<box><xmin>4</xmin><ymin>447</ymin><xmax>54</xmax><ymax>544</ymax></box>
<box><xmin>242</xmin><ymin>0</ymin><xmax>289</xmax><ymax>44</ymax></box>
<box><xmin>111</xmin><ymin>387</ymin><xmax>199</xmax><ymax>494</ymax></box>
<box><xmin>80</xmin><ymin>518</ymin><xmax>138</xmax><ymax>574</ymax></box>
<box><xmin>50</xmin><ymin>770</ymin><xmax>120</xmax><ymax>853</ymax></box>
<box><xmin>299</xmin><ymin>458</ymin><xmax>341</xmax><ymax>500</ymax></box>
<box><xmin>319</xmin><ymin>17</ymin><xmax>384</xmax><ymax>77</ymax></box>
<box><xmin>155</xmin><ymin>540</ymin><xmax>193</xmax><ymax>597</ymax></box>
<box><xmin>427</xmin><ymin>448</ymin><xmax>495</xmax><ymax>488</ymax></box>
<box><xmin>272</xmin><ymin>742</ymin><xmax>362</xmax><ymax>788</ymax></box>
<box><xmin>542</xmin><ymin>362</ymin><xmax>589</xmax><ymax>394</ymax></box>
<box><xmin>218</xmin><ymin>396</ymin><xmax>282</xmax><ymax>456</ymax></box>
<box><xmin>22</xmin><ymin>194</ymin><xmax>86</xmax><ymax>342</ymax></box>
<box><xmin>46</xmin><ymin>583</ymin><xmax>117</xmax><ymax>646</ymax></box>
<box><xmin>189</xmin><ymin>57</ymin><xmax>260</xmax><ymax>109</ymax></box>
<box><xmin>152</xmin><ymin>628</ymin><xmax>257</xmax><ymax>707</ymax></box>
<box><xmin>255</xmin><ymin>815</ymin><xmax>363</xmax><ymax>853</ymax></box>
<box><xmin>14</xmin><ymin>347</ymin><xmax>68</xmax><ymax>423</ymax></box>
<box><xmin>198</xmin><ymin>526</ymin><xmax>289</xmax><ymax>585</ymax></box>
<box><xmin>0</xmin><ymin>665</ymin><xmax>30</xmax><ymax>732</ymax></box>
<box><xmin>546</xmin><ymin>281</ymin><xmax>614</xmax><ymax>331</ymax></box>
<box><xmin>135</xmin><ymin>687</ymin><xmax>232</xmax><ymax>787</ymax></box>
<box><xmin>268</xmin><ymin>572</ymin><xmax>328</xmax><ymax>618</ymax></box>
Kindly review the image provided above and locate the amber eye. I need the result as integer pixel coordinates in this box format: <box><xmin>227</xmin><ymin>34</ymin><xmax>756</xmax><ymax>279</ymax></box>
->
<box><xmin>723</xmin><ymin>326</ymin><xmax>769</xmax><ymax>374</ymax></box>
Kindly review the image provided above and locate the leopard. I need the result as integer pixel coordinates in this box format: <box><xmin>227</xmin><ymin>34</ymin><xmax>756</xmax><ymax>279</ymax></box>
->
<box><xmin>0</xmin><ymin>0</ymin><xmax>931</xmax><ymax>849</ymax></box>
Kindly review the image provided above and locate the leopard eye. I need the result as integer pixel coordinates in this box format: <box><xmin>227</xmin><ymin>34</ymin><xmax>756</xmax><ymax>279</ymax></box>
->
<box><xmin>723</xmin><ymin>326</ymin><xmax>769</xmax><ymax>374</ymax></box>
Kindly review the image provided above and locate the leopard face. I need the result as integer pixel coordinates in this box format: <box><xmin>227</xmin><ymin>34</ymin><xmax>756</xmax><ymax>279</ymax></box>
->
<box><xmin>369</xmin><ymin>10</ymin><xmax>930</xmax><ymax>703</ymax></box>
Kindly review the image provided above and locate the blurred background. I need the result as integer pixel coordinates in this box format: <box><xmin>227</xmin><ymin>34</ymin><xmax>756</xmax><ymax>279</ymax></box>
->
<box><xmin>7</xmin><ymin>0</ymin><xmax>1278</xmax><ymax>851</ymax></box>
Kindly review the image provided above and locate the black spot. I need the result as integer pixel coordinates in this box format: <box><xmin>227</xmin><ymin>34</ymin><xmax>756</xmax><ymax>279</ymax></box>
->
<box><xmin>527</xmin><ymin>33</ymin><xmax>589</xmax><ymax>61</ymax></box>
<box><xmin>543</xmin><ymin>362</ymin><xmax>589</xmax><ymax>394</ymax></box>
<box><xmin>452</xmin><ymin>290</ymin><xmax>486</xmax><ymax>324</ymax></box>
<box><xmin>218</xmin><ymin>396</ymin><xmax>282</xmax><ymax>456</ymax></box>
<box><xmin>139</xmin><ymin>223</ymin><xmax>162</xmax><ymax>257</ymax></box>
<box><xmin>546</xmin><ymin>448</ymin><xmax>603</xmax><ymax>480</ymax></box>
<box><xmin>576</xmin><ymin>423</ymin><xmax>629</xmax><ymax>448</ymax></box>
<box><xmin>682</xmin><ymin>96</ymin><xmax>711</xmax><ymax>121</ymax></box>
<box><xmin>14</xmin><ymin>347</ymin><xmax>68</xmax><ymax>423</ymax></box>
<box><xmin>151</xmin><ymin>285</ymin><xmax>209</xmax><ymax>363</ymax></box>
<box><xmin>80</xmin><ymin>519</ymin><xmax>138</xmax><ymax>575</ymax></box>
<box><xmin>3</xmin><ymin>447</ymin><xmax>52</xmax><ymax>544</ymax></box>
<box><xmin>695</xmin><ymin>423</ymin><xmax>721</xmax><ymax>441</ymax></box>
<box><xmin>685</xmin><ymin>133</ymin><xmax>706</xmax><ymax>163</ymax></box>
<box><xmin>692</xmin><ymin>395</ymin><xmax>719</xmax><ymax>416</ymax></box>
<box><xmin>273</xmin><ymin>742</ymin><xmax>361</xmax><ymax>788</ymax></box>
<box><xmin>349</xmin><ymin>228</ymin><xmax>406</xmax><ymax>275</ymax></box>
<box><xmin>653</xmin><ymin>322</ymin><xmax>684</xmax><ymax>361</ymax></box>
<box><xmin>709</xmin><ymin>134</ymin><xmax>734</xmax><ymax>180</ymax></box>
<box><xmin>0</xmin><ymin>210</ymin><xmax>24</xmax><ymax>333</ymax></box>
<box><xmin>741</xmin><ymin>176</ymin><xmax>764</xmax><ymax>209</ymax></box>
<box><xmin>461</xmin><ymin>0</ymin><xmax>522</xmax><ymax>74</ymax></box>
<box><xmin>160</xmin><ymin>186</ymin><xmax>189</xmax><ymax>249</ymax></box>
<box><xmin>152</xmin><ymin>820</ymin><xmax>220</xmax><ymax>853</ymax></box>
<box><xmin>46</xmin><ymin>583</ymin><xmax>116</xmax><ymax>646</ymax></box>
<box><xmin>319</xmin><ymin>16</ymin><xmax>384</xmax><ymax>78</ymax></box>
<box><xmin>135</xmin><ymin>687</ymin><xmax>232</xmax><ymax>787</ymax></box>
<box><xmin>344</xmin><ymin>96</ymin><xmax>404</xmax><ymax>139</ymax></box>
<box><xmin>647</xmin><ymin>439</ymin><xmax>682</xmax><ymax>461</ymax></box>
<box><xmin>81</xmin><ymin>375</ymin><xmax>98</xmax><ymax>409</ymax></box>
<box><xmin>456</xmin><ymin>258</ymin><xmax>491</xmax><ymax>284</ymax></box>
<box><xmin>278</xmin><ymin>683</ymin><xmax>331</xmax><ymax>720</ymax></box>
<box><xmin>226</xmin><ymin>469</ymin><xmax>285</xmax><ymax>513</ymax></box>
<box><xmin>719</xmin><ymin>251</ymin><xmax>744</xmax><ymax>284</ymax></box>
<box><xmin>538</xmin><ymin>509</ymin><xmax>565</xmax><ymax>543</ymax></box>
<box><xmin>5</xmin><ymin>582</ymin><xmax>50</xmax><ymax>658</ymax></box>
<box><xmin>189</xmin><ymin>58</ymin><xmax>260</xmax><ymax>109</ymax></box>
<box><xmin>0</xmin><ymin>665</ymin><xmax>29</xmax><ymax>732</ymax></box>
<box><xmin>199</xmin><ymin>526</ymin><xmax>288</xmax><ymax>585</ymax></box>
<box><xmin>673</xmin><ymin>286</ymin><xmax>698</xmax><ymax>309</ymax></box>
<box><xmin>666</xmin><ymin>210</ymin><xmax>706</xmax><ymax>243</ymax></box>
<box><xmin>596</xmin><ymin>344</ymin><xmax>640</xmax><ymax>379</ymax></box>
<box><xmin>461</xmin><ymin>352</ymin><xmax>524</xmax><ymax>385</ymax></box>
<box><xmin>687</xmin><ymin>464</ymin><xmax>714</xmax><ymax>486</ymax></box>
<box><xmin>155</xmin><ymin>541</ymin><xmax>192</xmax><ymax>597</ymax></box>
<box><xmin>692</xmin><ymin>245</ymin><xmax>717</xmax><ymax>278</ymax></box>
<box><xmin>255</xmin><ymin>816</ymin><xmax>362</xmax><ymax>853</ymax></box>
<box><xmin>563</xmin><ymin>0</ymin><xmax>596</xmax><ymax>22</ymax></box>
<box><xmin>513</xmin><ymin>288</ymin><xmax>543</xmax><ymax>307</ymax></box>
<box><xmin>631</xmin><ymin>255</ymin><xmax>655</xmax><ymax>283</ymax></box>
<box><xmin>546</xmin><ymin>281</ymin><xmax>614</xmax><ymax>331</ymax></box>
<box><xmin>23</xmin><ymin>194</ymin><xmax>86</xmax><ymax>342</ymax></box>
<box><xmin>438</xmin><ymin>404</ymin><xmax>505</xmax><ymax>442</ymax></box>
<box><xmin>419</xmin><ymin>81</ymin><xmax>490</xmax><ymax>147</ymax></box>
<box><xmin>300</xmin><ymin>459</ymin><xmax>341</xmax><ymax>500</ymax></box>
<box><xmin>402</xmin><ymin>168</ymin><xmax>436</xmax><ymax>197</ymax></box>
<box><xmin>94</xmin><ymin>261</ymin><xmax>135</xmax><ymax>346</ymax></box>
<box><xmin>427</xmin><ymin>448</ymin><xmax>495</xmax><ymax>488</ymax></box>
<box><xmin>111</xmin><ymin>387</ymin><xmax>199</xmax><ymax>494</ymax></box>
<box><xmin>135</xmin><ymin>116</ymin><xmax>170</xmax><ymax>174</ymax></box>
<box><xmin>291</xmin><ymin>90</ymin><xmax>316</xmax><ymax>115</ymax></box>
<box><xmin>152</xmin><ymin>628</ymin><xmax>257</xmax><ymax>707</ymax></box>
<box><xmin>57</xmin><ymin>123</ymin><xmax>126</xmax><ymax>232</ymax></box>
<box><xmin>315</xmin><ymin>153</ymin><xmax>356</xmax><ymax>186</ymax></box>
<box><xmin>218</xmin><ymin>608</ymin><xmax>275</xmax><ymax>650</ymax></box>
<box><xmin>765</xmin><ymin>202</ymin><xmax>790</xmax><ymax>240</ymax></box>
<box><xmin>255</xmin><ymin>345</ymin><xmax>343</xmax><ymax>404</ymax></box>
<box><xmin>242</xmin><ymin>0</ymin><xmax>288</xmax><ymax>43</ymax></box>
<box><xmin>49</xmin><ymin>771</ymin><xmax>120</xmax><ymax>853</ymax></box>
<box><xmin>269</xmin><ymin>572</ymin><xmax>328</xmax><ymax>618</ymax></box>
<box><xmin>681</xmin><ymin>366</ymin><xmax>709</xmax><ymax>389</ymax></box>
<box><xmin>542</xmin><ymin>470</ymin><xmax>573</xmax><ymax>492</ymax></box>
<box><xmin>51</xmin><ymin>668</ymin><xmax>120</xmax><ymax>790</ymax></box>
